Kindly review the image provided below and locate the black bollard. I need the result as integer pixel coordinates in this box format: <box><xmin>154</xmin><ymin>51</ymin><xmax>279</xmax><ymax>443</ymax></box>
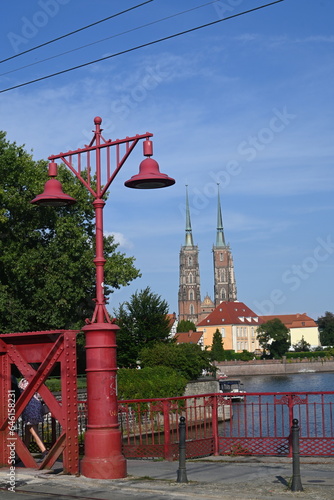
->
<box><xmin>290</xmin><ymin>418</ymin><xmax>303</xmax><ymax>492</ymax></box>
<box><xmin>176</xmin><ymin>416</ymin><xmax>188</xmax><ymax>483</ymax></box>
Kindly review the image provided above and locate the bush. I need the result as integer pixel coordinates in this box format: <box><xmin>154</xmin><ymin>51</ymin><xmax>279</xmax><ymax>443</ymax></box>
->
<box><xmin>117</xmin><ymin>366</ymin><xmax>187</xmax><ymax>400</ymax></box>
<box><xmin>220</xmin><ymin>350</ymin><xmax>254</xmax><ymax>361</ymax></box>
<box><xmin>235</xmin><ymin>350</ymin><xmax>254</xmax><ymax>361</ymax></box>
<box><xmin>44</xmin><ymin>377</ymin><xmax>87</xmax><ymax>392</ymax></box>
<box><xmin>45</xmin><ymin>378</ymin><xmax>61</xmax><ymax>392</ymax></box>
<box><xmin>285</xmin><ymin>351</ymin><xmax>329</xmax><ymax>360</ymax></box>
<box><xmin>222</xmin><ymin>350</ymin><xmax>237</xmax><ymax>361</ymax></box>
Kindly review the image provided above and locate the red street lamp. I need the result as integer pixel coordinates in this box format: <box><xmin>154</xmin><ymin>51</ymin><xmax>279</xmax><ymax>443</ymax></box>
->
<box><xmin>31</xmin><ymin>117</ymin><xmax>175</xmax><ymax>479</ymax></box>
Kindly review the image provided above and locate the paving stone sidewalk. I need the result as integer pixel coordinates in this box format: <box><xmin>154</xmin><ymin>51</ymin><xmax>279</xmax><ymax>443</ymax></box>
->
<box><xmin>0</xmin><ymin>456</ymin><xmax>333</xmax><ymax>499</ymax></box>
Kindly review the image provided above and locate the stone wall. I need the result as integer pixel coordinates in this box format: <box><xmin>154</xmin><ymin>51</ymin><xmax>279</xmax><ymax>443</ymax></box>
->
<box><xmin>215</xmin><ymin>358</ymin><xmax>334</xmax><ymax>377</ymax></box>
<box><xmin>184</xmin><ymin>379</ymin><xmax>219</xmax><ymax>396</ymax></box>
<box><xmin>183</xmin><ymin>379</ymin><xmax>231</xmax><ymax>422</ymax></box>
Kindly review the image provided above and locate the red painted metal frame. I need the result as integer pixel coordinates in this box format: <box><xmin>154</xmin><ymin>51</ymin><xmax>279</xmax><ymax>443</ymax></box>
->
<box><xmin>0</xmin><ymin>330</ymin><xmax>79</xmax><ymax>473</ymax></box>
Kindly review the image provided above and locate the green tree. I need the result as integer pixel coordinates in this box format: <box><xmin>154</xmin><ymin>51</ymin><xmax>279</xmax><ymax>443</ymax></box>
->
<box><xmin>256</xmin><ymin>318</ymin><xmax>290</xmax><ymax>358</ymax></box>
<box><xmin>317</xmin><ymin>311</ymin><xmax>334</xmax><ymax>346</ymax></box>
<box><xmin>293</xmin><ymin>336</ymin><xmax>311</xmax><ymax>352</ymax></box>
<box><xmin>0</xmin><ymin>132</ymin><xmax>140</xmax><ymax>333</ymax></box>
<box><xmin>114</xmin><ymin>287</ymin><xmax>171</xmax><ymax>367</ymax></box>
<box><xmin>210</xmin><ymin>328</ymin><xmax>225</xmax><ymax>361</ymax></box>
<box><xmin>139</xmin><ymin>342</ymin><xmax>215</xmax><ymax>380</ymax></box>
<box><xmin>177</xmin><ymin>319</ymin><xmax>196</xmax><ymax>333</ymax></box>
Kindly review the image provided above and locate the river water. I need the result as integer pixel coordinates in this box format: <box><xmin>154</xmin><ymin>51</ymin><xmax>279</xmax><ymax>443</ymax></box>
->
<box><xmin>218</xmin><ymin>372</ymin><xmax>334</xmax><ymax>443</ymax></box>
<box><xmin>237</xmin><ymin>371</ymin><xmax>334</xmax><ymax>393</ymax></box>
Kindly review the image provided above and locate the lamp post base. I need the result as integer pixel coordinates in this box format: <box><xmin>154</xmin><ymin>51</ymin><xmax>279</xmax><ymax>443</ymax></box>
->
<box><xmin>80</xmin><ymin>322</ymin><xmax>126</xmax><ymax>479</ymax></box>
<box><xmin>80</xmin><ymin>431</ymin><xmax>127</xmax><ymax>479</ymax></box>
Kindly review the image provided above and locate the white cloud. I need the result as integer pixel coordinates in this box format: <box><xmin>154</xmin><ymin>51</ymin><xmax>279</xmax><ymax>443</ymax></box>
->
<box><xmin>106</xmin><ymin>231</ymin><xmax>133</xmax><ymax>249</ymax></box>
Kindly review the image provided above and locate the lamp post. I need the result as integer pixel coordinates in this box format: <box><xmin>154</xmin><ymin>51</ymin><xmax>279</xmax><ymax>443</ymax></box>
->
<box><xmin>31</xmin><ymin>117</ymin><xmax>175</xmax><ymax>479</ymax></box>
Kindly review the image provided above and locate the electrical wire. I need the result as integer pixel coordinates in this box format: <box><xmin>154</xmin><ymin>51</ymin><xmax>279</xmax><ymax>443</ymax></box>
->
<box><xmin>0</xmin><ymin>0</ymin><xmax>154</xmax><ymax>65</ymax></box>
<box><xmin>0</xmin><ymin>1</ymin><xmax>222</xmax><ymax>78</ymax></box>
<box><xmin>0</xmin><ymin>0</ymin><xmax>285</xmax><ymax>95</ymax></box>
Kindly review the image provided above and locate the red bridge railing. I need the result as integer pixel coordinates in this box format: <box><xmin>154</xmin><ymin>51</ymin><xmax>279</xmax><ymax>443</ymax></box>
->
<box><xmin>76</xmin><ymin>391</ymin><xmax>334</xmax><ymax>459</ymax></box>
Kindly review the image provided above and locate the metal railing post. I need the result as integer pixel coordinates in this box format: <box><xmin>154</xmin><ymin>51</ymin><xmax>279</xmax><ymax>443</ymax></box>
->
<box><xmin>290</xmin><ymin>418</ymin><xmax>303</xmax><ymax>492</ymax></box>
<box><xmin>176</xmin><ymin>416</ymin><xmax>188</xmax><ymax>483</ymax></box>
<box><xmin>163</xmin><ymin>400</ymin><xmax>172</xmax><ymax>461</ymax></box>
<box><xmin>212</xmin><ymin>395</ymin><xmax>219</xmax><ymax>456</ymax></box>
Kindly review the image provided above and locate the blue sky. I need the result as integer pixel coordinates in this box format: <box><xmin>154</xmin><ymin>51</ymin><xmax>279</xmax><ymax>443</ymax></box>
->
<box><xmin>1</xmin><ymin>0</ymin><xmax>333</xmax><ymax>322</ymax></box>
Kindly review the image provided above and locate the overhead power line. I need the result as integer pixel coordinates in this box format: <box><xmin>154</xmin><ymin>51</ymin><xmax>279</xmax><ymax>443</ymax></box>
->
<box><xmin>0</xmin><ymin>0</ymin><xmax>285</xmax><ymax>95</ymax></box>
<box><xmin>0</xmin><ymin>0</ymin><xmax>154</xmax><ymax>65</ymax></box>
<box><xmin>0</xmin><ymin>1</ymin><xmax>221</xmax><ymax>78</ymax></box>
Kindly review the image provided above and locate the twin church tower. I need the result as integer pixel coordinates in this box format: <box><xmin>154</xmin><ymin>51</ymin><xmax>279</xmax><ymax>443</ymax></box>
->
<box><xmin>178</xmin><ymin>186</ymin><xmax>237</xmax><ymax>325</ymax></box>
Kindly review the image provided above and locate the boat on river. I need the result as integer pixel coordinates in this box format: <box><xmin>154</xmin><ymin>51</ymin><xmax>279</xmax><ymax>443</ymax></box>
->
<box><xmin>219</xmin><ymin>379</ymin><xmax>246</xmax><ymax>401</ymax></box>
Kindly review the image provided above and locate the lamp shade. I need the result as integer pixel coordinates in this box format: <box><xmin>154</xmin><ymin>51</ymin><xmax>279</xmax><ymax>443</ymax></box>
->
<box><xmin>31</xmin><ymin>178</ymin><xmax>77</xmax><ymax>207</ymax></box>
<box><xmin>124</xmin><ymin>157</ymin><xmax>175</xmax><ymax>189</ymax></box>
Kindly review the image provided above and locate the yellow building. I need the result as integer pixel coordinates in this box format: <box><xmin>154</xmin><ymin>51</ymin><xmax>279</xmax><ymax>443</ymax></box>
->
<box><xmin>260</xmin><ymin>314</ymin><xmax>320</xmax><ymax>348</ymax></box>
<box><xmin>197</xmin><ymin>301</ymin><xmax>263</xmax><ymax>353</ymax></box>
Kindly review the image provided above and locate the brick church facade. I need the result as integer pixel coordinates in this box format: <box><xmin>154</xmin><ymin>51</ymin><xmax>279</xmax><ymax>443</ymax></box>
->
<box><xmin>178</xmin><ymin>186</ymin><xmax>237</xmax><ymax>325</ymax></box>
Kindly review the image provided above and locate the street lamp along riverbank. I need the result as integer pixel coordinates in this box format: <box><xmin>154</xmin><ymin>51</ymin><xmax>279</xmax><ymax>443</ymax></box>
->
<box><xmin>31</xmin><ymin>117</ymin><xmax>175</xmax><ymax>479</ymax></box>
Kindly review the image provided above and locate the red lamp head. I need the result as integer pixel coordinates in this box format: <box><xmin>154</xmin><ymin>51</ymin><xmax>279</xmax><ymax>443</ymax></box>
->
<box><xmin>124</xmin><ymin>157</ymin><xmax>175</xmax><ymax>189</ymax></box>
<box><xmin>31</xmin><ymin>162</ymin><xmax>77</xmax><ymax>207</ymax></box>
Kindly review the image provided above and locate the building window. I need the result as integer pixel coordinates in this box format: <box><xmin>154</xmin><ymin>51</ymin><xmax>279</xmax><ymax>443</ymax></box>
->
<box><xmin>189</xmin><ymin>290</ymin><xmax>194</xmax><ymax>300</ymax></box>
<box><xmin>190</xmin><ymin>304</ymin><xmax>194</xmax><ymax>315</ymax></box>
<box><xmin>221</xmin><ymin>288</ymin><xmax>226</xmax><ymax>300</ymax></box>
<box><xmin>188</xmin><ymin>256</ymin><xmax>192</xmax><ymax>266</ymax></box>
<box><xmin>221</xmin><ymin>327</ymin><xmax>225</xmax><ymax>338</ymax></box>
<box><xmin>220</xmin><ymin>252</ymin><xmax>224</xmax><ymax>262</ymax></box>
<box><xmin>188</xmin><ymin>273</ymin><xmax>193</xmax><ymax>284</ymax></box>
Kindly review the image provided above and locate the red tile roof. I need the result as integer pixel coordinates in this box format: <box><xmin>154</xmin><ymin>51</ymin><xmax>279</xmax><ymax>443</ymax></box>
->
<box><xmin>175</xmin><ymin>331</ymin><xmax>203</xmax><ymax>344</ymax></box>
<box><xmin>166</xmin><ymin>313</ymin><xmax>177</xmax><ymax>329</ymax></box>
<box><xmin>260</xmin><ymin>313</ymin><xmax>317</xmax><ymax>329</ymax></box>
<box><xmin>197</xmin><ymin>301</ymin><xmax>263</xmax><ymax>327</ymax></box>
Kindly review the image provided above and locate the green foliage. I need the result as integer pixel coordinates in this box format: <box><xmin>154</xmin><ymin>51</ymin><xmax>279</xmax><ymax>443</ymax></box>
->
<box><xmin>256</xmin><ymin>318</ymin><xmax>290</xmax><ymax>359</ymax></box>
<box><xmin>139</xmin><ymin>342</ymin><xmax>215</xmax><ymax>381</ymax></box>
<box><xmin>0</xmin><ymin>132</ymin><xmax>140</xmax><ymax>333</ymax></box>
<box><xmin>176</xmin><ymin>319</ymin><xmax>196</xmax><ymax>333</ymax></box>
<box><xmin>317</xmin><ymin>311</ymin><xmax>334</xmax><ymax>346</ymax></box>
<box><xmin>35</xmin><ymin>377</ymin><xmax>87</xmax><ymax>392</ymax></box>
<box><xmin>117</xmin><ymin>366</ymin><xmax>187</xmax><ymax>400</ymax></box>
<box><xmin>235</xmin><ymin>350</ymin><xmax>254</xmax><ymax>361</ymax></box>
<box><xmin>210</xmin><ymin>328</ymin><xmax>225</xmax><ymax>361</ymax></box>
<box><xmin>221</xmin><ymin>349</ymin><xmax>236</xmax><ymax>361</ymax></box>
<box><xmin>218</xmin><ymin>349</ymin><xmax>254</xmax><ymax>361</ymax></box>
<box><xmin>293</xmin><ymin>336</ymin><xmax>311</xmax><ymax>352</ymax></box>
<box><xmin>285</xmin><ymin>350</ymin><xmax>331</xmax><ymax>360</ymax></box>
<box><xmin>114</xmin><ymin>287</ymin><xmax>172</xmax><ymax>368</ymax></box>
<box><xmin>44</xmin><ymin>379</ymin><xmax>61</xmax><ymax>392</ymax></box>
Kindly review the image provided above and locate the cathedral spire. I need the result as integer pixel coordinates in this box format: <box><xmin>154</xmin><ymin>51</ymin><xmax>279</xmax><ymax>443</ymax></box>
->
<box><xmin>216</xmin><ymin>184</ymin><xmax>226</xmax><ymax>247</ymax></box>
<box><xmin>185</xmin><ymin>185</ymin><xmax>194</xmax><ymax>247</ymax></box>
<box><xmin>179</xmin><ymin>185</ymin><xmax>201</xmax><ymax>324</ymax></box>
<box><xmin>213</xmin><ymin>183</ymin><xmax>237</xmax><ymax>305</ymax></box>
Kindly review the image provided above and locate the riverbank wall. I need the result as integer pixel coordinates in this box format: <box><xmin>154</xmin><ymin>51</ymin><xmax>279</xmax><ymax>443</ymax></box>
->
<box><xmin>215</xmin><ymin>357</ymin><xmax>334</xmax><ymax>377</ymax></box>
